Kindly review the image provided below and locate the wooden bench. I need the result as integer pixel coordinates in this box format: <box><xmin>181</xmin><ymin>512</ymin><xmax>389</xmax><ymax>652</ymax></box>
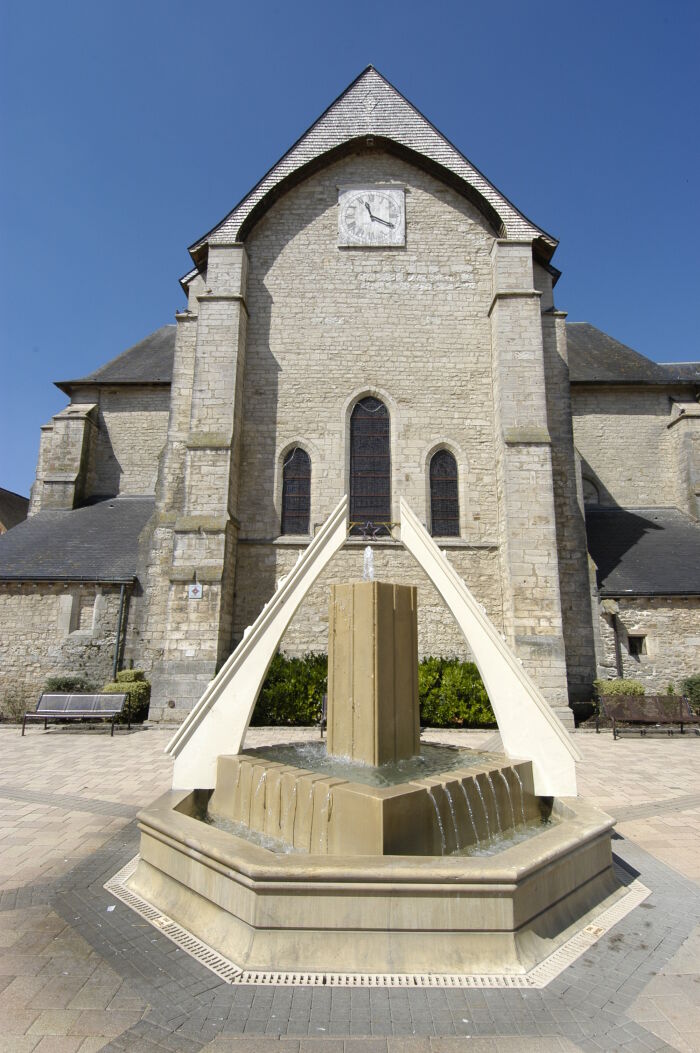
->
<box><xmin>599</xmin><ymin>695</ymin><xmax>700</xmax><ymax>739</ymax></box>
<box><xmin>22</xmin><ymin>693</ymin><xmax>130</xmax><ymax>736</ymax></box>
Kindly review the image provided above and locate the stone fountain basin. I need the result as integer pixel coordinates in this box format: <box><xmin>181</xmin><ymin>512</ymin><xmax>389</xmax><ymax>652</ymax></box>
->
<box><xmin>127</xmin><ymin>789</ymin><xmax>622</xmax><ymax>975</ymax></box>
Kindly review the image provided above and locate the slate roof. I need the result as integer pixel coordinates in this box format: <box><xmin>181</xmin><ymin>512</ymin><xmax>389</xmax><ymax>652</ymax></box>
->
<box><xmin>664</xmin><ymin>362</ymin><xmax>700</xmax><ymax>383</ymax></box>
<box><xmin>0</xmin><ymin>488</ymin><xmax>29</xmax><ymax>531</ymax></box>
<box><xmin>192</xmin><ymin>66</ymin><xmax>557</xmax><ymax>257</ymax></box>
<box><xmin>566</xmin><ymin>323</ymin><xmax>689</xmax><ymax>385</ymax></box>
<box><xmin>586</xmin><ymin>506</ymin><xmax>700</xmax><ymax>596</ymax></box>
<box><xmin>0</xmin><ymin>497</ymin><xmax>154</xmax><ymax>582</ymax></box>
<box><xmin>56</xmin><ymin>326</ymin><xmax>176</xmax><ymax>392</ymax></box>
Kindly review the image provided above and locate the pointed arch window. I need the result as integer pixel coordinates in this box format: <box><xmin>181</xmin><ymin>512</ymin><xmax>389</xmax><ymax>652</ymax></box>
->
<box><xmin>430</xmin><ymin>449</ymin><xmax>459</xmax><ymax>537</ymax></box>
<box><xmin>350</xmin><ymin>396</ymin><xmax>391</xmax><ymax>534</ymax></box>
<box><xmin>281</xmin><ymin>447</ymin><xmax>311</xmax><ymax>535</ymax></box>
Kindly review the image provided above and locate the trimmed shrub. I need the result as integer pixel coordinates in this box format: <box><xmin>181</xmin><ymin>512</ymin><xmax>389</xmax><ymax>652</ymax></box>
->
<box><xmin>251</xmin><ymin>653</ymin><xmax>327</xmax><ymax>726</ymax></box>
<box><xmin>102</xmin><ymin>671</ymin><xmax>151</xmax><ymax>723</ymax></box>
<box><xmin>418</xmin><ymin>657</ymin><xmax>495</xmax><ymax>728</ymax></box>
<box><xmin>249</xmin><ymin>653</ymin><xmax>495</xmax><ymax>729</ymax></box>
<box><xmin>44</xmin><ymin>673</ymin><xmax>96</xmax><ymax>693</ymax></box>
<box><xmin>681</xmin><ymin>674</ymin><xmax>700</xmax><ymax>714</ymax></box>
<box><xmin>593</xmin><ymin>678</ymin><xmax>645</xmax><ymax>698</ymax></box>
<box><xmin>114</xmin><ymin>669</ymin><xmax>146</xmax><ymax>684</ymax></box>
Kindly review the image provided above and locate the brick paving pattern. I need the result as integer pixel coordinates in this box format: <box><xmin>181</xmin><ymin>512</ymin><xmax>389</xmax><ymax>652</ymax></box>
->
<box><xmin>0</xmin><ymin>723</ymin><xmax>698</xmax><ymax>1051</ymax></box>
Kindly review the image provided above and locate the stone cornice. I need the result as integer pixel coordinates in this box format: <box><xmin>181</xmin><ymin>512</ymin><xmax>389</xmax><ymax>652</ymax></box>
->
<box><xmin>196</xmin><ymin>293</ymin><xmax>249</xmax><ymax>317</ymax></box>
<box><xmin>488</xmin><ymin>289</ymin><xmax>542</xmax><ymax>317</ymax></box>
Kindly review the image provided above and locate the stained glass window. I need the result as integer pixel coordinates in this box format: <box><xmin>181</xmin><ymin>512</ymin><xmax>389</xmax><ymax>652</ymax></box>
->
<box><xmin>430</xmin><ymin>449</ymin><xmax>459</xmax><ymax>537</ymax></box>
<box><xmin>350</xmin><ymin>397</ymin><xmax>391</xmax><ymax>534</ymax></box>
<box><xmin>281</xmin><ymin>447</ymin><xmax>311</xmax><ymax>535</ymax></box>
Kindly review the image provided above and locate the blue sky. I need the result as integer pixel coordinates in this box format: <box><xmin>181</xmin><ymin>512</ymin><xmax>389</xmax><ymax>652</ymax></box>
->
<box><xmin>1</xmin><ymin>0</ymin><xmax>698</xmax><ymax>497</ymax></box>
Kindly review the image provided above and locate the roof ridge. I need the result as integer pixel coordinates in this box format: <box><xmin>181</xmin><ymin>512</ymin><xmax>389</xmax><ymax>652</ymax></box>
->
<box><xmin>190</xmin><ymin>67</ymin><xmax>556</xmax><ymax>256</ymax></box>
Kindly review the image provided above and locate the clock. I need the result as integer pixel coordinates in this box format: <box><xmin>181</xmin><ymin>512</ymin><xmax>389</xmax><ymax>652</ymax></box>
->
<box><xmin>338</xmin><ymin>185</ymin><xmax>405</xmax><ymax>247</ymax></box>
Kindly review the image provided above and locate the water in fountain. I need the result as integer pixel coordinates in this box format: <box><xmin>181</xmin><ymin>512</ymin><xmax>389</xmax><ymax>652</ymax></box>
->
<box><xmin>250</xmin><ymin>741</ymin><xmax>502</xmax><ymax>787</ymax></box>
<box><xmin>459</xmin><ymin>783</ymin><xmax>480</xmax><ymax>844</ymax></box>
<box><xmin>318</xmin><ymin>787</ymin><xmax>333</xmax><ymax>852</ymax></box>
<box><xmin>444</xmin><ymin>785</ymin><xmax>461</xmax><ymax>850</ymax></box>
<box><xmin>498</xmin><ymin>770</ymin><xmax>516</xmax><ymax>830</ymax></box>
<box><xmin>512</xmin><ymin>768</ymin><xmax>527</xmax><ymax>826</ymax></box>
<box><xmin>426</xmin><ymin>788</ymin><xmax>447</xmax><ymax>854</ymax></box>
<box><xmin>474</xmin><ymin>779</ymin><xmax>492</xmax><ymax>839</ymax></box>
<box><xmin>485</xmin><ymin>773</ymin><xmax>502</xmax><ymax>834</ymax></box>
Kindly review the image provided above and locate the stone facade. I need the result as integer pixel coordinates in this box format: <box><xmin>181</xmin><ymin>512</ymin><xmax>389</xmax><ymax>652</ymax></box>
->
<box><xmin>596</xmin><ymin>597</ymin><xmax>700</xmax><ymax>692</ymax></box>
<box><xmin>1</xmin><ymin>68</ymin><xmax>698</xmax><ymax>721</ymax></box>
<box><xmin>0</xmin><ymin>582</ymin><xmax>124</xmax><ymax>702</ymax></box>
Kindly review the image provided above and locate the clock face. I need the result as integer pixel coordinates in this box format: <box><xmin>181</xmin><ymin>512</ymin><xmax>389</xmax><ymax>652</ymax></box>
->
<box><xmin>338</xmin><ymin>186</ymin><xmax>405</xmax><ymax>247</ymax></box>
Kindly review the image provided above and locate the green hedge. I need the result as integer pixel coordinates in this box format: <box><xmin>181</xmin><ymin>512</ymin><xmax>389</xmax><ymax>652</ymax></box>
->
<box><xmin>593</xmin><ymin>678</ymin><xmax>645</xmax><ymax>698</ymax></box>
<box><xmin>250</xmin><ymin>652</ymin><xmax>495</xmax><ymax>729</ymax></box>
<box><xmin>102</xmin><ymin>670</ymin><xmax>151</xmax><ymax>723</ymax></box>
<box><xmin>418</xmin><ymin>657</ymin><xmax>495</xmax><ymax>728</ymax></box>
<box><xmin>251</xmin><ymin>653</ymin><xmax>327</xmax><ymax>726</ymax></box>
<box><xmin>44</xmin><ymin>674</ymin><xmax>96</xmax><ymax>693</ymax></box>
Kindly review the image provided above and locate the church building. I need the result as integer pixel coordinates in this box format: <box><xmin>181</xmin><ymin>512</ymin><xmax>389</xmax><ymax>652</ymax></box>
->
<box><xmin>1</xmin><ymin>68</ymin><xmax>698</xmax><ymax>723</ymax></box>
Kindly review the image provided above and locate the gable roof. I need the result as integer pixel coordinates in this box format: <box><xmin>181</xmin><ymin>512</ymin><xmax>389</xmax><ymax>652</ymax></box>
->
<box><xmin>567</xmin><ymin>323</ymin><xmax>690</xmax><ymax>385</ymax></box>
<box><xmin>0</xmin><ymin>496</ymin><xmax>154</xmax><ymax>582</ymax></box>
<box><xmin>586</xmin><ymin>506</ymin><xmax>700</xmax><ymax>596</ymax></box>
<box><xmin>0</xmin><ymin>488</ymin><xmax>29</xmax><ymax>531</ymax></box>
<box><xmin>189</xmin><ymin>67</ymin><xmax>557</xmax><ymax>263</ymax></box>
<box><xmin>56</xmin><ymin>326</ymin><xmax>176</xmax><ymax>393</ymax></box>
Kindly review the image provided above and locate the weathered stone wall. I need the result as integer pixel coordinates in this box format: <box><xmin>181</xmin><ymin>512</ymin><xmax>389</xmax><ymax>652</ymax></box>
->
<box><xmin>571</xmin><ymin>387</ymin><xmax>688</xmax><ymax>509</ymax></box>
<box><xmin>596</xmin><ymin>596</ymin><xmax>700</xmax><ymax>692</ymax></box>
<box><xmin>232</xmin><ymin>542</ymin><xmax>503</xmax><ymax>660</ymax></box>
<box><xmin>237</xmin><ymin>150</ymin><xmax>499</xmax><ymax>543</ymax></box>
<box><xmin>83</xmin><ymin>386</ymin><xmax>170</xmax><ymax>497</ymax></box>
<box><xmin>538</xmin><ymin>289</ymin><xmax>598</xmax><ymax>701</ymax></box>
<box><xmin>0</xmin><ymin>583</ymin><xmax>125</xmax><ymax>707</ymax></box>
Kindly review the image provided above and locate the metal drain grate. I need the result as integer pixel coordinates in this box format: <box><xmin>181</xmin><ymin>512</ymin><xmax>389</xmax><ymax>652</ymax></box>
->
<box><xmin>105</xmin><ymin>857</ymin><xmax>649</xmax><ymax>989</ymax></box>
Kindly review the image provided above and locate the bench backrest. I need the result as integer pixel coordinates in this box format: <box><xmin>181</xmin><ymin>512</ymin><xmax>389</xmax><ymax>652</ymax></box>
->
<box><xmin>36</xmin><ymin>693</ymin><xmax>128</xmax><ymax>715</ymax></box>
<box><xmin>601</xmin><ymin>695</ymin><xmax>693</xmax><ymax>722</ymax></box>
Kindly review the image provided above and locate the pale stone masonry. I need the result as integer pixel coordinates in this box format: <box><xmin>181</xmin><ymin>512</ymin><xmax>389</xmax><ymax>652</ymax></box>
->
<box><xmin>1</xmin><ymin>67</ymin><xmax>698</xmax><ymax>716</ymax></box>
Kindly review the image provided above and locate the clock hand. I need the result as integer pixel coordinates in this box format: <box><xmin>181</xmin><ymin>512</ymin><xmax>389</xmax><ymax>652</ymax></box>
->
<box><xmin>363</xmin><ymin>202</ymin><xmax>395</xmax><ymax>228</ymax></box>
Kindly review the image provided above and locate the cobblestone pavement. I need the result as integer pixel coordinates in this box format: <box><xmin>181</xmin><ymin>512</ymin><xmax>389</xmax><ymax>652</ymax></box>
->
<box><xmin>0</xmin><ymin>723</ymin><xmax>699</xmax><ymax>1052</ymax></box>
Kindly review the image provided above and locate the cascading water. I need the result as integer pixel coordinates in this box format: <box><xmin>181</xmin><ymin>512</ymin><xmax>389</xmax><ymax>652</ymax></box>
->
<box><xmin>498</xmin><ymin>770</ymin><xmax>516</xmax><ymax>830</ymax></box>
<box><xmin>474</xmin><ymin>779</ymin><xmax>492</xmax><ymax>839</ymax></box>
<box><xmin>318</xmin><ymin>787</ymin><xmax>333</xmax><ymax>852</ymax></box>
<box><xmin>427</xmin><ymin>788</ymin><xmax>447</xmax><ymax>854</ymax></box>
<box><xmin>512</xmin><ymin>768</ymin><xmax>527</xmax><ymax>826</ymax></box>
<box><xmin>459</xmin><ymin>783</ymin><xmax>480</xmax><ymax>844</ymax></box>
<box><xmin>485</xmin><ymin>773</ymin><xmax>502</xmax><ymax>834</ymax></box>
<box><xmin>444</xmin><ymin>785</ymin><xmax>461</xmax><ymax>850</ymax></box>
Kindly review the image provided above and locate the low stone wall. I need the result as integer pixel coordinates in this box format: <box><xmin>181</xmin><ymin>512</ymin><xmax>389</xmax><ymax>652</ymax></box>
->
<box><xmin>0</xmin><ymin>582</ymin><xmax>125</xmax><ymax>711</ymax></box>
<box><xmin>597</xmin><ymin>596</ymin><xmax>700</xmax><ymax>693</ymax></box>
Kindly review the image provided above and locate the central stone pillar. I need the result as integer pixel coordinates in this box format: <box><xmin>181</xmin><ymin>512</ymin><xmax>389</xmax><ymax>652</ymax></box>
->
<box><xmin>327</xmin><ymin>581</ymin><xmax>420</xmax><ymax>765</ymax></box>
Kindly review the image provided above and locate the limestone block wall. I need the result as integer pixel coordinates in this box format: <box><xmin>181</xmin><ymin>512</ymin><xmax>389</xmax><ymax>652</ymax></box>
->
<box><xmin>83</xmin><ymin>386</ymin><xmax>170</xmax><ymax>497</ymax></box>
<box><xmin>236</xmin><ymin>150</ymin><xmax>499</xmax><ymax>544</ymax></box>
<box><xmin>0</xmin><ymin>583</ymin><xmax>124</xmax><ymax>704</ymax></box>
<box><xmin>571</xmin><ymin>387</ymin><xmax>687</xmax><ymax>509</ymax></box>
<box><xmin>540</xmin><ymin>301</ymin><xmax>598</xmax><ymax>700</ymax></box>
<box><xmin>596</xmin><ymin>596</ymin><xmax>700</xmax><ymax>692</ymax></box>
<box><xmin>232</xmin><ymin>543</ymin><xmax>504</xmax><ymax>661</ymax></box>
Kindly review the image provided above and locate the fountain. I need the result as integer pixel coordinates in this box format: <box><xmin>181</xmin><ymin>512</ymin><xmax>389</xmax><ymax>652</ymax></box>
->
<box><xmin>124</xmin><ymin>497</ymin><xmax>624</xmax><ymax>977</ymax></box>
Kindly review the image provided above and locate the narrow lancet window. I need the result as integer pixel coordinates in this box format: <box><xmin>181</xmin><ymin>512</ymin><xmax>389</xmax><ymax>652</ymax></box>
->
<box><xmin>350</xmin><ymin>397</ymin><xmax>391</xmax><ymax>534</ymax></box>
<box><xmin>281</xmin><ymin>447</ymin><xmax>311</xmax><ymax>535</ymax></box>
<box><xmin>430</xmin><ymin>449</ymin><xmax>459</xmax><ymax>537</ymax></box>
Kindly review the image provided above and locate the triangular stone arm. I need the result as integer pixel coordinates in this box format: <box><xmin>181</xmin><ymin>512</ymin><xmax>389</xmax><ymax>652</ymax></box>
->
<box><xmin>166</xmin><ymin>495</ymin><xmax>349</xmax><ymax>789</ymax></box>
<box><xmin>399</xmin><ymin>498</ymin><xmax>580</xmax><ymax>796</ymax></box>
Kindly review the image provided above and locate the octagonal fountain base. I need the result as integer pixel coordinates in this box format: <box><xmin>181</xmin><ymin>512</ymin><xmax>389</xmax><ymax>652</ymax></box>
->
<box><xmin>126</xmin><ymin>765</ymin><xmax>623</xmax><ymax>977</ymax></box>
